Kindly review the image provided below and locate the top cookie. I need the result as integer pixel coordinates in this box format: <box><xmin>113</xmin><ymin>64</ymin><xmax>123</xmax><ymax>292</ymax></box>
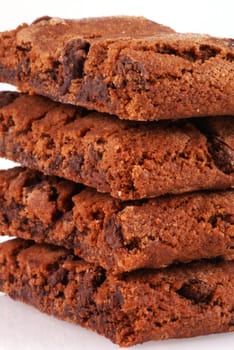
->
<box><xmin>0</xmin><ymin>16</ymin><xmax>233</xmax><ymax>121</ymax></box>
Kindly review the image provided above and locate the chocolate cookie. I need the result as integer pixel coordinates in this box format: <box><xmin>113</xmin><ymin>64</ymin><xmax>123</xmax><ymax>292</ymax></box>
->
<box><xmin>0</xmin><ymin>92</ymin><xmax>234</xmax><ymax>199</ymax></box>
<box><xmin>0</xmin><ymin>16</ymin><xmax>233</xmax><ymax>121</ymax></box>
<box><xmin>0</xmin><ymin>238</ymin><xmax>233</xmax><ymax>346</ymax></box>
<box><xmin>0</xmin><ymin>167</ymin><xmax>233</xmax><ymax>273</ymax></box>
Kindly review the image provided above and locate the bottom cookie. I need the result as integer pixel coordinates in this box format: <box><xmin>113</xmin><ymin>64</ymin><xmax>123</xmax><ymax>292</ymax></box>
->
<box><xmin>0</xmin><ymin>238</ymin><xmax>233</xmax><ymax>346</ymax></box>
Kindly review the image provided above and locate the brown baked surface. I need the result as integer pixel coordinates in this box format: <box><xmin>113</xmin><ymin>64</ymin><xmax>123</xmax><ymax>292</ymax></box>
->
<box><xmin>0</xmin><ymin>167</ymin><xmax>234</xmax><ymax>273</ymax></box>
<box><xmin>0</xmin><ymin>16</ymin><xmax>233</xmax><ymax>121</ymax></box>
<box><xmin>0</xmin><ymin>238</ymin><xmax>233</xmax><ymax>346</ymax></box>
<box><xmin>0</xmin><ymin>92</ymin><xmax>234</xmax><ymax>200</ymax></box>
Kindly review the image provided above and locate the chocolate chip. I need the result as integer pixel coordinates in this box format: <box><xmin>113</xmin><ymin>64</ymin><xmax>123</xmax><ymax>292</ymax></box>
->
<box><xmin>32</xmin><ymin>16</ymin><xmax>52</xmax><ymax>25</ymax></box>
<box><xmin>0</xmin><ymin>91</ymin><xmax>19</xmax><ymax>108</ymax></box>
<box><xmin>77</xmin><ymin>75</ymin><xmax>110</xmax><ymax>103</ymax></box>
<box><xmin>48</xmin><ymin>155</ymin><xmax>63</xmax><ymax>172</ymax></box>
<box><xmin>92</xmin><ymin>268</ymin><xmax>106</xmax><ymax>289</ymax></box>
<box><xmin>60</xmin><ymin>39</ymin><xmax>90</xmax><ymax>94</ymax></box>
<box><xmin>177</xmin><ymin>279</ymin><xmax>214</xmax><ymax>303</ymax></box>
<box><xmin>125</xmin><ymin>237</ymin><xmax>140</xmax><ymax>251</ymax></box>
<box><xmin>68</xmin><ymin>154</ymin><xmax>84</xmax><ymax>175</ymax></box>
<box><xmin>88</xmin><ymin>144</ymin><xmax>103</xmax><ymax>164</ymax></box>
<box><xmin>209</xmin><ymin>137</ymin><xmax>234</xmax><ymax>174</ymax></box>
<box><xmin>104</xmin><ymin>218</ymin><xmax>123</xmax><ymax>249</ymax></box>
<box><xmin>48</xmin><ymin>267</ymin><xmax>68</xmax><ymax>287</ymax></box>
<box><xmin>112</xmin><ymin>289</ymin><xmax>124</xmax><ymax>307</ymax></box>
<box><xmin>208</xmin><ymin>213</ymin><xmax>234</xmax><ymax>228</ymax></box>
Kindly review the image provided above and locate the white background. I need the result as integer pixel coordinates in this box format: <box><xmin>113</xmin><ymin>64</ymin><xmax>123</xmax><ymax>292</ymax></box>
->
<box><xmin>0</xmin><ymin>1</ymin><xmax>233</xmax><ymax>349</ymax></box>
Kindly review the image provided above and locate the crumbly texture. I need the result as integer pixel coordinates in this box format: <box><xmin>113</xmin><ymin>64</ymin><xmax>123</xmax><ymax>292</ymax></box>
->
<box><xmin>0</xmin><ymin>238</ymin><xmax>233</xmax><ymax>346</ymax></box>
<box><xmin>0</xmin><ymin>167</ymin><xmax>234</xmax><ymax>273</ymax></box>
<box><xmin>0</xmin><ymin>16</ymin><xmax>233</xmax><ymax>121</ymax></box>
<box><xmin>0</xmin><ymin>92</ymin><xmax>234</xmax><ymax>200</ymax></box>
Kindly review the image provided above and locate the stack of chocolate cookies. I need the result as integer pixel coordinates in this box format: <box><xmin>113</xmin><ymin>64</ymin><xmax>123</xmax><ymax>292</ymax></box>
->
<box><xmin>0</xmin><ymin>16</ymin><xmax>233</xmax><ymax>346</ymax></box>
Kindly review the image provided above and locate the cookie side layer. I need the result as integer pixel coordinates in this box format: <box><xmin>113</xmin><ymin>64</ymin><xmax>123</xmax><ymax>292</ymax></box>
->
<box><xmin>0</xmin><ymin>167</ymin><xmax>233</xmax><ymax>273</ymax></box>
<box><xmin>0</xmin><ymin>17</ymin><xmax>233</xmax><ymax>121</ymax></box>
